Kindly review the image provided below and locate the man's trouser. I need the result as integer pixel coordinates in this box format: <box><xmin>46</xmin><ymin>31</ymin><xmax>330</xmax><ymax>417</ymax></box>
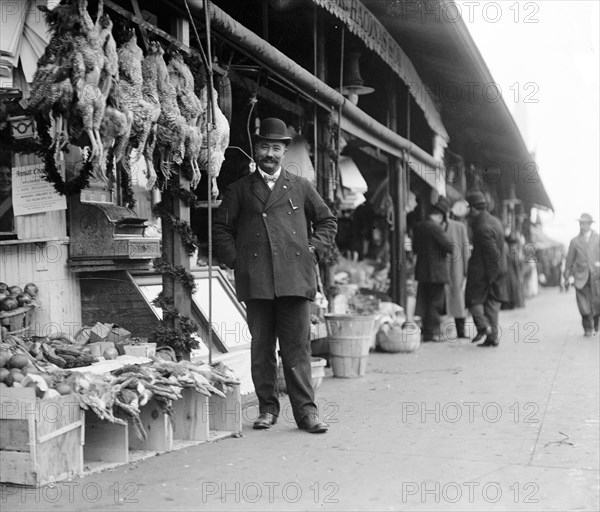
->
<box><xmin>246</xmin><ymin>297</ymin><xmax>316</xmax><ymax>426</ymax></box>
<box><xmin>417</xmin><ymin>282</ymin><xmax>446</xmax><ymax>340</ymax></box>
<box><xmin>575</xmin><ymin>278</ymin><xmax>600</xmax><ymax>333</ymax></box>
<box><xmin>470</xmin><ymin>297</ymin><xmax>502</xmax><ymax>342</ymax></box>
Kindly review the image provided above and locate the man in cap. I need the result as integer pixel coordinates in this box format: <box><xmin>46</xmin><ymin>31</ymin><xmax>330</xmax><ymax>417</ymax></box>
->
<box><xmin>465</xmin><ymin>191</ymin><xmax>508</xmax><ymax>347</ymax></box>
<box><xmin>413</xmin><ymin>197</ymin><xmax>454</xmax><ymax>342</ymax></box>
<box><xmin>213</xmin><ymin>118</ymin><xmax>337</xmax><ymax>433</ymax></box>
<box><xmin>563</xmin><ymin>213</ymin><xmax>600</xmax><ymax>336</ymax></box>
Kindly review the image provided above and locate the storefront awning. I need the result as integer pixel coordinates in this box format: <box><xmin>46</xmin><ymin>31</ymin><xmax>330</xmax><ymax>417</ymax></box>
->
<box><xmin>339</xmin><ymin>156</ymin><xmax>368</xmax><ymax>194</ymax></box>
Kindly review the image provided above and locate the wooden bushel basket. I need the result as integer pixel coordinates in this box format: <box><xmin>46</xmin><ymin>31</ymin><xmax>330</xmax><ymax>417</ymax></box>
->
<box><xmin>0</xmin><ymin>305</ymin><xmax>35</xmax><ymax>335</ymax></box>
<box><xmin>325</xmin><ymin>314</ymin><xmax>375</xmax><ymax>378</ymax></box>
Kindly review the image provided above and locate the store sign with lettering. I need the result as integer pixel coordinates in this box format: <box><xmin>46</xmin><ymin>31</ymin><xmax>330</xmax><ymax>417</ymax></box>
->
<box><xmin>12</xmin><ymin>164</ymin><xmax>67</xmax><ymax>216</ymax></box>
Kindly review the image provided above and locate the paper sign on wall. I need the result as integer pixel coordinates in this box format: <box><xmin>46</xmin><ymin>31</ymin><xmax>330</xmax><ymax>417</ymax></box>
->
<box><xmin>11</xmin><ymin>164</ymin><xmax>67</xmax><ymax>216</ymax></box>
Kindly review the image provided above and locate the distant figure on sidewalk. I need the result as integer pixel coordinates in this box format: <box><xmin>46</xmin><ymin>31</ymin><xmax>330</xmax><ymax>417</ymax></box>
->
<box><xmin>465</xmin><ymin>192</ymin><xmax>508</xmax><ymax>347</ymax></box>
<box><xmin>444</xmin><ymin>208</ymin><xmax>471</xmax><ymax>339</ymax></box>
<box><xmin>502</xmin><ymin>227</ymin><xmax>526</xmax><ymax>310</ymax></box>
<box><xmin>413</xmin><ymin>197</ymin><xmax>454</xmax><ymax>342</ymax></box>
<box><xmin>563</xmin><ymin>213</ymin><xmax>600</xmax><ymax>336</ymax></box>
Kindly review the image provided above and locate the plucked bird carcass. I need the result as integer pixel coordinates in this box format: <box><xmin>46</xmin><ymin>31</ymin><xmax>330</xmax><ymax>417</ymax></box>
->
<box><xmin>198</xmin><ymin>87</ymin><xmax>230</xmax><ymax>199</ymax></box>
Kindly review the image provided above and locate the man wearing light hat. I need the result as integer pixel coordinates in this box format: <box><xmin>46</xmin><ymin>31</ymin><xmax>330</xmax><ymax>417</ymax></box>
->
<box><xmin>465</xmin><ymin>191</ymin><xmax>508</xmax><ymax>347</ymax></box>
<box><xmin>564</xmin><ymin>213</ymin><xmax>600</xmax><ymax>336</ymax></box>
<box><xmin>214</xmin><ymin>118</ymin><xmax>337</xmax><ymax>433</ymax></box>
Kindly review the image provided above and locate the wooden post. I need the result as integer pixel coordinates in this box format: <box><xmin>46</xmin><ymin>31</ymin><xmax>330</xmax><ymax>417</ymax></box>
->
<box><xmin>162</xmin><ymin>17</ymin><xmax>192</xmax><ymax>360</ymax></box>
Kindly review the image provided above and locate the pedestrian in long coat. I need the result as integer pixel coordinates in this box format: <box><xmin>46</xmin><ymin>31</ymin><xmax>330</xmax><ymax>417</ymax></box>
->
<box><xmin>465</xmin><ymin>191</ymin><xmax>508</xmax><ymax>347</ymax></box>
<box><xmin>213</xmin><ymin>118</ymin><xmax>337</xmax><ymax>434</ymax></box>
<box><xmin>563</xmin><ymin>213</ymin><xmax>600</xmax><ymax>336</ymax></box>
<box><xmin>444</xmin><ymin>216</ymin><xmax>470</xmax><ymax>338</ymax></box>
<box><xmin>413</xmin><ymin>197</ymin><xmax>454</xmax><ymax>341</ymax></box>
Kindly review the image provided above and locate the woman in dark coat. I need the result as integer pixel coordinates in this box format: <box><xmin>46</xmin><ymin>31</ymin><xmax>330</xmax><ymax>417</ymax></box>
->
<box><xmin>502</xmin><ymin>229</ymin><xmax>525</xmax><ymax>310</ymax></box>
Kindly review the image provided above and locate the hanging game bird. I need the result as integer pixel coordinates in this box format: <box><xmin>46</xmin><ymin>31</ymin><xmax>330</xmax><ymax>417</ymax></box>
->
<box><xmin>167</xmin><ymin>49</ymin><xmax>203</xmax><ymax>188</ymax></box>
<box><xmin>198</xmin><ymin>86</ymin><xmax>230</xmax><ymax>199</ymax></box>
<box><xmin>112</xmin><ymin>28</ymin><xmax>160</xmax><ymax>189</ymax></box>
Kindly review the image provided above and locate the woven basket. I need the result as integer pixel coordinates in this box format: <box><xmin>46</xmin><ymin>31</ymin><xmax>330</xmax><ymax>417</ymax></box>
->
<box><xmin>0</xmin><ymin>305</ymin><xmax>35</xmax><ymax>335</ymax></box>
<box><xmin>378</xmin><ymin>324</ymin><xmax>421</xmax><ymax>353</ymax></box>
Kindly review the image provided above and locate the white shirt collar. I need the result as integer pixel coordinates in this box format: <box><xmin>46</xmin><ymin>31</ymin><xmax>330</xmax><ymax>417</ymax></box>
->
<box><xmin>259</xmin><ymin>167</ymin><xmax>281</xmax><ymax>187</ymax></box>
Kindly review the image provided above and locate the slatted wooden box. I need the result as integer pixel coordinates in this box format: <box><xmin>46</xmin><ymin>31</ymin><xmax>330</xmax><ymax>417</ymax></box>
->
<box><xmin>208</xmin><ymin>383</ymin><xmax>242</xmax><ymax>433</ymax></box>
<box><xmin>173</xmin><ymin>389</ymin><xmax>210</xmax><ymax>442</ymax></box>
<box><xmin>123</xmin><ymin>398</ymin><xmax>173</xmax><ymax>453</ymax></box>
<box><xmin>0</xmin><ymin>388</ymin><xmax>84</xmax><ymax>486</ymax></box>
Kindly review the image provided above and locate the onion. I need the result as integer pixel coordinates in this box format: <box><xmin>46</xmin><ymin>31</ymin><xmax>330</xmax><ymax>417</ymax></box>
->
<box><xmin>0</xmin><ymin>297</ymin><xmax>18</xmax><ymax>311</ymax></box>
<box><xmin>16</xmin><ymin>293</ymin><xmax>33</xmax><ymax>307</ymax></box>
<box><xmin>0</xmin><ymin>283</ymin><xmax>7</xmax><ymax>294</ymax></box>
<box><xmin>8</xmin><ymin>286</ymin><xmax>22</xmax><ymax>295</ymax></box>
<box><xmin>24</xmin><ymin>283</ymin><xmax>38</xmax><ymax>298</ymax></box>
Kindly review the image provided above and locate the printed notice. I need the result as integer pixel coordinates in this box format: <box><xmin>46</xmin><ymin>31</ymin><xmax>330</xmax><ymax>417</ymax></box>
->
<box><xmin>12</xmin><ymin>164</ymin><xmax>67</xmax><ymax>216</ymax></box>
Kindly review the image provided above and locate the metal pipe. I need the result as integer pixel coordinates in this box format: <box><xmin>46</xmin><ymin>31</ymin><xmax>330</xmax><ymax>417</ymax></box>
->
<box><xmin>186</xmin><ymin>0</ymin><xmax>439</xmax><ymax>171</ymax></box>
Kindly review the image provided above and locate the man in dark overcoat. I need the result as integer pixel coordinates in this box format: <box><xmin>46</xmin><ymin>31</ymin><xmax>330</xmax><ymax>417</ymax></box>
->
<box><xmin>413</xmin><ymin>197</ymin><xmax>454</xmax><ymax>341</ymax></box>
<box><xmin>213</xmin><ymin>118</ymin><xmax>337</xmax><ymax>433</ymax></box>
<box><xmin>563</xmin><ymin>213</ymin><xmax>600</xmax><ymax>336</ymax></box>
<box><xmin>465</xmin><ymin>191</ymin><xmax>508</xmax><ymax>347</ymax></box>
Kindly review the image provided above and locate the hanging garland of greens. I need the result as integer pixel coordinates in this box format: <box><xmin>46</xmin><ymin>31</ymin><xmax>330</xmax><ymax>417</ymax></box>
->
<box><xmin>152</xmin><ymin>201</ymin><xmax>200</xmax><ymax>256</ymax></box>
<box><xmin>152</xmin><ymin>257</ymin><xmax>197</xmax><ymax>293</ymax></box>
<box><xmin>0</xmin><ymin>116</ymin><xmax>96</xmax><ymax>196</ymax></box>
<box><xmin>150</xmin><ymin>292</ymin><xmax>200</xmax><ymax>353</ymax></box>
<box><xmin>162</xmin><ymin>185</ymin><xmax>203</xmax><ymax>208</ymax></box>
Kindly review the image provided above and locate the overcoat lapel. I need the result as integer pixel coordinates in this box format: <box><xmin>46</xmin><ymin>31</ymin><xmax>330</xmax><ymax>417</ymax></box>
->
<box><xmin>250</xmin><ymin>172</ymin><xmax>269</xmax><ymax>205</ymax></box>
<box><xmin>264</xmin><ymin>171</ymin><xmax>295</xmax><ymax>211</ymax></box>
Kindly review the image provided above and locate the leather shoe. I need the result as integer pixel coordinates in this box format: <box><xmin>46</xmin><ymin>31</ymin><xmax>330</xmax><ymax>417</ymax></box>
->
<box><xmin>471</xmin><ymin>327</ymin><xmax>491</xmax><ymax>343</ymax></box>
<box><xmin>299</xmin><ymin>414</ymin><xmax>328</xmax><ymax>434</ymax></box>
<box><xmin>253</xmin><ymin>412</ymin><xmax>277</xmax><ymax>430</ymax></box>
<box><xmin>477</xmin><ymin>339</ymin><xmax>499</xmax><ymax>347</ymax></box>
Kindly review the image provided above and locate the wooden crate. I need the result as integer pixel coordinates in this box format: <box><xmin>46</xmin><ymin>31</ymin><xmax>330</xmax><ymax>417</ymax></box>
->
<box><xmin>208</xmin><ymin>383</ymin><xmax>242</xmax><ymax>432</ymax></box>
<box><xmin>125</xmin><ymin>398</ymin><xmax>173</xmax><ymax>453</ymax></box>
<box><xmin>0</xmin><ymin>388</ymin><xmax>84</xmax><ymax>486</ymax></box>
<box><xmin>83</xmin><ymin>411</ymin><xmax>128</xmax><ymax>464</ymax></box>
<box><xmin>173</xmin><ymin>389</ymin><xmax>209</xmax><ymax>442</ymax></box>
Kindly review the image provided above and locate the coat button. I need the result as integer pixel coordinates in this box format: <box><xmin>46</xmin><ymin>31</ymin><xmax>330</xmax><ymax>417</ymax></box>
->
<box><xmin>283</xmin><ymin>185</ymin><xmax>287</xmax><ymax>189</ymax></box>
<box><xmin>262</xmin><ymin>213</ymin><xmax>267</xmax><ymax>217</ymax></box>
<box><xmin>288</xmin><ymin>211</ymin><xmax>292</xmax><ymax>215</ymax></box>
<box><xmin>295</xmin><ymin>251</ymin><xmax>300</xmax><ymax>256</ymax></box>
<box><xmin>254</xmin><ymin>253</ymin><xmax>258</xmax><ymax>257</ymax></box>
<box><xmin>292</xmin><ymin>230</ymin><xmax>296</xmax><ymax>235</ymax></box>
<box><xmin>256</xmin><ymin>233</ymin><xmax>260</xmax><ymax>237</ymax></box>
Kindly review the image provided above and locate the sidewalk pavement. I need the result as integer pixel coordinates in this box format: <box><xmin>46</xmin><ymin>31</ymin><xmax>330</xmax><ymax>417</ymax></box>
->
<box><xmin>2</xmin><ymin>287</ymin><xmax>599</xmax><ymax>511</ymax></box>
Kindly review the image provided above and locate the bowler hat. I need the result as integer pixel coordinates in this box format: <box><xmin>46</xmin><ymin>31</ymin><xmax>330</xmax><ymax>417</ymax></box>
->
<box><xmin>254</xmin><ymin>118</ymin><xmax>292</xmax><ymax>143</ymax></box>
<box><xmin>431</xmin><ymin>196</ymin><xmax>450</xmax><ymax>215</ymax></box>
<box><xmin>576</xmin><ymin>213</ymin><xmax>595</xmax><ymax>223</ymax></box>
<box><xmin>467</xmin><ymin>191</ymin><xmax>487</xmax><ymax>208</ymax></box>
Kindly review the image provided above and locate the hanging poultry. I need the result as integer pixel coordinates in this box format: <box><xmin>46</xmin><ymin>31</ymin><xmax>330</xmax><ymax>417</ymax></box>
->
<box><xmin>140</xmin><ymin>40</ymin><xmax>163</xmax><ymax>188</ymax></box>
<box><xmin>28</xmin><ymin>2</ymin><xmax>82</xmax><ymax>159</ymax></box>
<box><xmin>167</xmin><ymin>49</ymin><xmax>203</xmax><ymax>188</ymax></box>
<box><xmin>153</xmin><ymin>42</ymin><xmax>187</xmax><ymax>182</ymax></box>
<box><xmin>112</xmin><ymin>27</ymin><xmax>160</xmax><ymax>189</ymax></box>
<box><xmin>198</xmin><ymin>86</ymin><xmax>230</xmax><ymax>199</ymax></box>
